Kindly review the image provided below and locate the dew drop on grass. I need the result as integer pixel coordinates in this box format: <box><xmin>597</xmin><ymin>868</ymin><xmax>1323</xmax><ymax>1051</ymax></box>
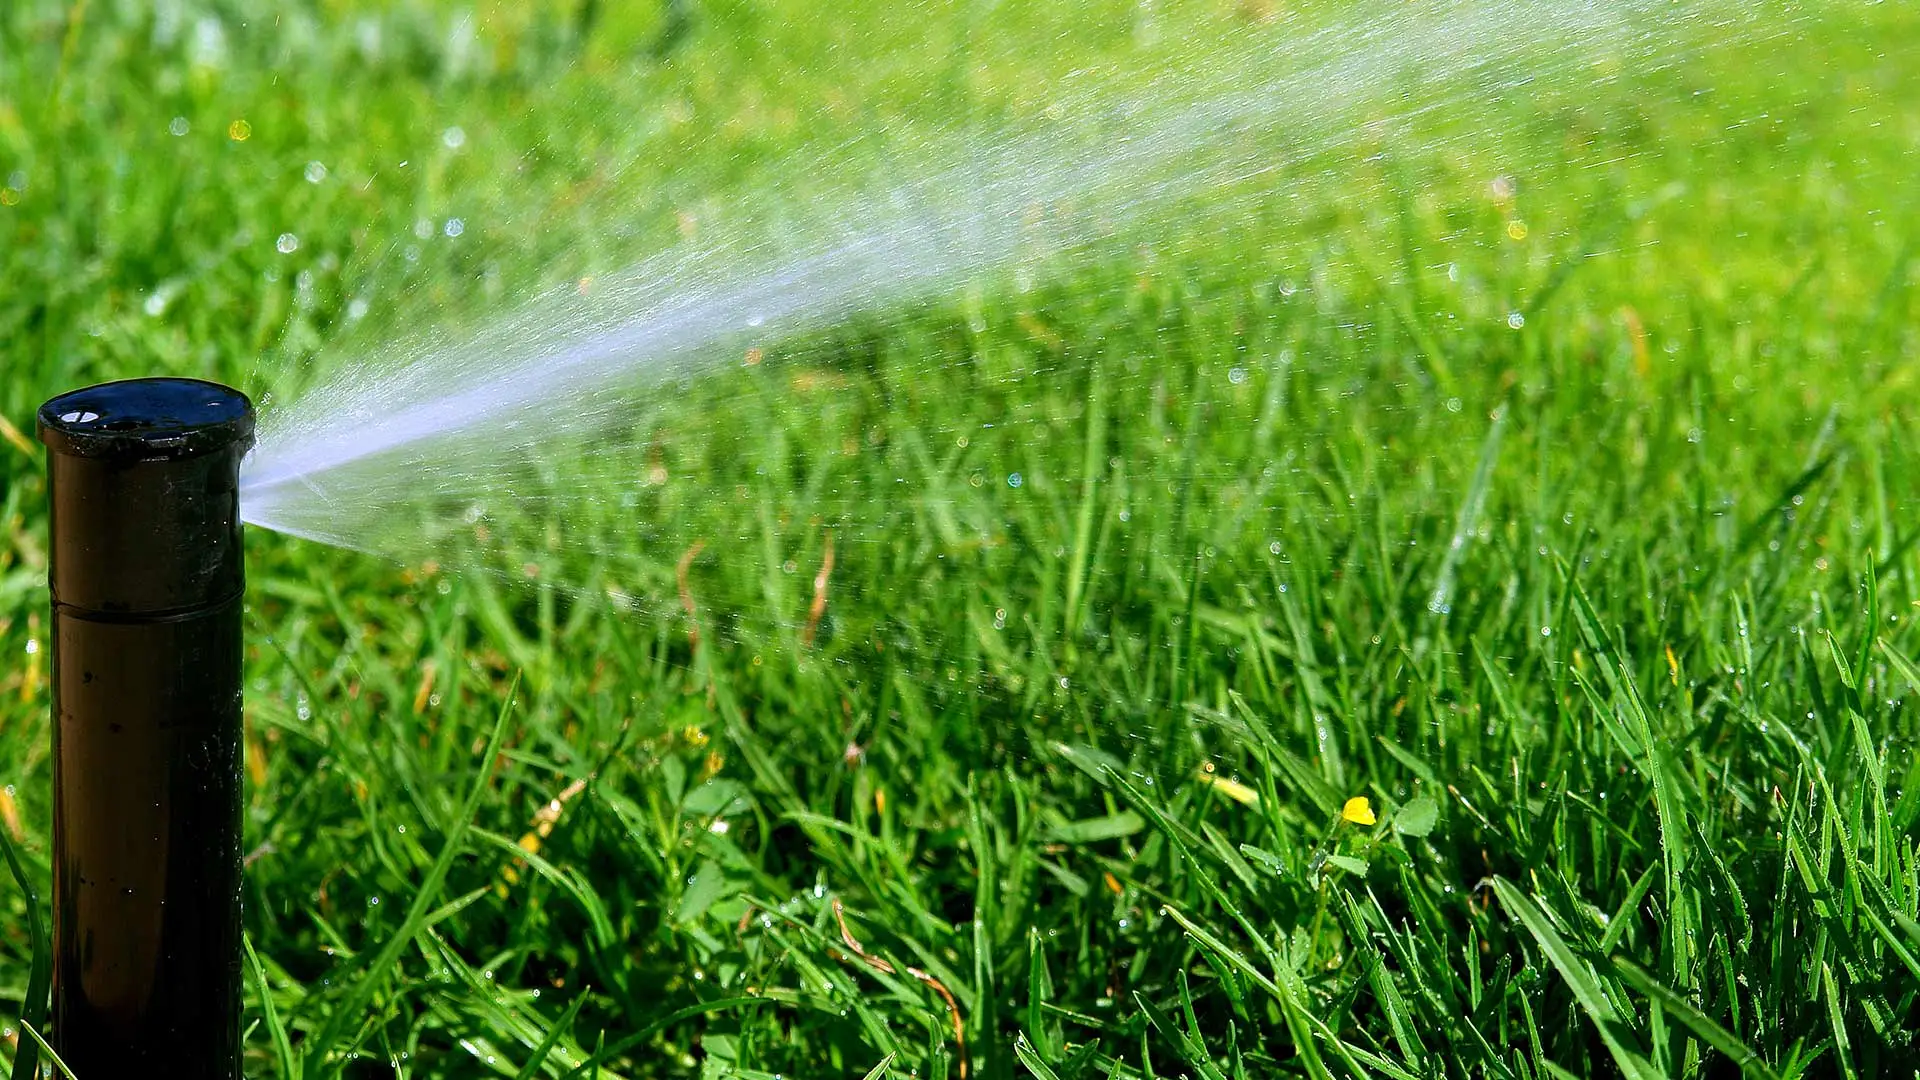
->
<box><xmin>169</xmin><ymin>117</ymin><xmax>190</xmax><ymax>136</ymax></box>
<box><xmin>444</xmin><ymin>218</ymin><xmax>465</xmax><ymax>238</ymax></box>
<box><xmin>277</xmin><ymin>233</ymin><xmax>299</xmax><ymax>254</ymax></box>
<box><xmin>305</xmin><ymin>161</ymin><xmax>328</xmax><ymax>183</ymax></box>
<box><xmin>442</xmin><ymin>126</ymin><xmax>467</xmax><ymax>149</ymax></box>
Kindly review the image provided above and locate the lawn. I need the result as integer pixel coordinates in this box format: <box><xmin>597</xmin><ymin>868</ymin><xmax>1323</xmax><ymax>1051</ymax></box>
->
<box><xmin>3</xmin><ymin>1</ymin><xmax>1920</xmax><ymax>1077</ymax></box>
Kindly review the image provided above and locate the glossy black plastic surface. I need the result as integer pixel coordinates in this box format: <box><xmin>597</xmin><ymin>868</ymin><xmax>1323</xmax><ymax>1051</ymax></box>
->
<box><xmin>39</xmin><ymin>379</ymin><xmax>252</xmax><ymax>616</ymax></box>
<box><xmin>38</xmin><ymin>378</ymin><xmax>252</xmax><ymax>1079</ymax></box>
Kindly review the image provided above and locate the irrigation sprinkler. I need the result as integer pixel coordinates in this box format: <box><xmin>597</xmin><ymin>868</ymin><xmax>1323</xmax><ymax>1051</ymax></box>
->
<box><xmin>37</xmin><ymin>378</ymin><xmax>254</xmax><ymax>1078</ymax></box>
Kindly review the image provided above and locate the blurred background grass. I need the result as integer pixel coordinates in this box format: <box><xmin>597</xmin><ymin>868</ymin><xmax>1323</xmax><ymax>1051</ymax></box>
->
<box><xmin>3</xmin><ymin>1</ymin><xmax>1920</xmax><ymax>1077</ymax></box>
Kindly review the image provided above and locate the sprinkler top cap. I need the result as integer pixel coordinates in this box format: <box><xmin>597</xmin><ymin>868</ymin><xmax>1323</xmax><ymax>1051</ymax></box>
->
<box><xmin>38</xmin><ymin>378</ymin><xmax>255</xmax><ymax>462</ymax></box>
<box><xmin>38</xmin><ymin>378</ymin><xmax>253</xmax><ymax>615</ymax></box>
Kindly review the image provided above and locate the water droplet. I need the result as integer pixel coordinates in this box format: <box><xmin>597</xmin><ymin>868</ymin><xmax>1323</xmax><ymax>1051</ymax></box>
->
<box><xmin>442</xmin><ymin>126</ymin><xmax>467</xmax><ymax>149</ymax></box>
<box><xmin>1506</xmin><ymin>311</ymin><xmax>1525</xmax><ymax>329</ymax></box>
<box><xmin>1228</xmin><ymin>366</ymin><xmax>1248</xmax><ymax>385</ymax></box>
<box><xmin>305</xmin><ymin>161</ymin><xmax>328</xmax><ymax>184</ymax></box>
<box><xmin>443</xmin><ymin>217</ymin><xmax>465</xmax><ymax>238</ymax></box>
<box><xmin>228</xmin><ymin>119</ymin><xmax>251</xmax><ymax>141</ymax></box>
<box><xmin>169</xmin><ymin>117</ymin><xmax>190</xmax><ymax>136</ymax></box>
<box><xmin>276</xmin><ymin>233</ymin><xmax>299</xmax><ymax>254</ymax></box>
<box><xmin>1008</xmin><ymin>472</ymin><xmax>1023</xmax><ymax>488</ymax></box>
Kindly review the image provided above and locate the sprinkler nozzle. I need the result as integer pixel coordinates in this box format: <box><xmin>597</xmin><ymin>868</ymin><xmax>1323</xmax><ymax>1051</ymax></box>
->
<box><xmin>38</xmin><ymin>377</ymin><xmax>254</xmax><ymax>1078</ymax></box>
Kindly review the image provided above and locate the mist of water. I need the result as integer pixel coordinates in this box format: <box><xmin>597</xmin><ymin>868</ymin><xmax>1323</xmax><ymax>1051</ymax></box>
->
<box><xmin>240</xmin><ymin>0</ymin><xmax>1789</xmax><ymax>555</ymax></box>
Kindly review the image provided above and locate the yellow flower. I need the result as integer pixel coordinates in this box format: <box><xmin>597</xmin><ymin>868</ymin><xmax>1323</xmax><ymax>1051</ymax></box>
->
<box><xmin>1341</xmin><ymin>796</ymin><xmax>1377</xmax><ymax>826</ymax></box>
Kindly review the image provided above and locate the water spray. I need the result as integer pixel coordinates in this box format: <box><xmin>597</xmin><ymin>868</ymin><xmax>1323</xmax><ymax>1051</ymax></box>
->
<box><xmin>37</xmin><ymin>378</ymin><xmax>253</xmax><ymax>1078</ymax></box>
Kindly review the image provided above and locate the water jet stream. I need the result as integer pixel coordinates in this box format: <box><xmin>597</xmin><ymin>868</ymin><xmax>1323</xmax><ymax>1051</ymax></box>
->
<box><xmin>241</xmin><ymin>0</ymin><xmax>1792</xmax><ymax>556</ymax></box>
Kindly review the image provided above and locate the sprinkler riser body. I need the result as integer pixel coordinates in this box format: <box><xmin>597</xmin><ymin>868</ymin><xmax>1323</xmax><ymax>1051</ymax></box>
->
<box><xmin>38</xmin><ymin>379</ymin><xmax>253</xmax><ymax>1079</ymax></box>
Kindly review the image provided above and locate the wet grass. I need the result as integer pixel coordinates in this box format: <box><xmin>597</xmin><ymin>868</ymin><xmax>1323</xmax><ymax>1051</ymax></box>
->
<box><xmin>4</xmin><ymin>1</ymin><xmax>1920</xmax><ymax>1077</ymax></box>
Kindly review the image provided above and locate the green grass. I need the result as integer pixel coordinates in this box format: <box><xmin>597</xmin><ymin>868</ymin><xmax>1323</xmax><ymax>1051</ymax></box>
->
<box><xmin>5</xmin><ymin>0</ymin><xmax>1920</xmax><ymax>1077</ymax></box>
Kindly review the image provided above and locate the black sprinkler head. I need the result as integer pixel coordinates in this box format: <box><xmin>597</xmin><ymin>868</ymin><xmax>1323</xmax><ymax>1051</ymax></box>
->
<box><xmin>38</xmin><ymin>377</ymin><xmax>254</xmax><ymax>1078</ymax></box>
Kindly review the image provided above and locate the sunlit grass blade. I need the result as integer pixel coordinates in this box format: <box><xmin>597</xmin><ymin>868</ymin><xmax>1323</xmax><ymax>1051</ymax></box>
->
<box><xmin>1491</xmin><ymin>878</ymin><xmax>1660</xmax><ymax>1080</ymax></box>
<box><xmin>0</xmin><ymin>827</ymin><xmax>49</xmax><ymax>1080</ymax></box>
<box><xmin>1610</xmin><ymin>957</ymin><xmax>1780</xmax><ymax>1080</ymax></box>
<box><xmin>303</xmin><ymin>674</ymin><xmax>523</xmax><ymax>1064</ymax></box>
<box><xmin>244</xmin><ymin>930</ymin><xmax>300</xmax><ymax>1080</ymax></box>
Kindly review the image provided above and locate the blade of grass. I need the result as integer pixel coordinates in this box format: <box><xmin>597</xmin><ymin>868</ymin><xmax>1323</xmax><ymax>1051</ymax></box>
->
<box><xmin>512</xmin><ymin>992</ymin><xmax>591</xmax><ymax>1080</ymax></box>
<box><xmin>0</xmin><ymin>827</ymin><xmax>49</xmax><ymax>1080</ymax></box>
<box><xmin>1610</xmin><ymin>957</ymin><xmax>1779</xmax><ymax>1080</ymax></box>
<box><xmin>1491</xmin><ymin>877</ymin><xmax>1660</xmax><ymax>1080</ymax></box>
<box><xmin>304</xmin><ymin>674</ymin><xmax>523</xmax><ymax>1063</ymax></box>
<box><xmin>1014</xmin><ymin>1034</ymin><xmax>1063</xmax><ymax>1080</ymax></box>
<box><xmin>16</xmin><ymin>1021</ymin><xmax>75</xmax><ymax>1080</ymax></box>
<box><xmin>244</xmin><ymin>930</ymin><xmax>300</xmax><ymax>1080</ymax></box>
